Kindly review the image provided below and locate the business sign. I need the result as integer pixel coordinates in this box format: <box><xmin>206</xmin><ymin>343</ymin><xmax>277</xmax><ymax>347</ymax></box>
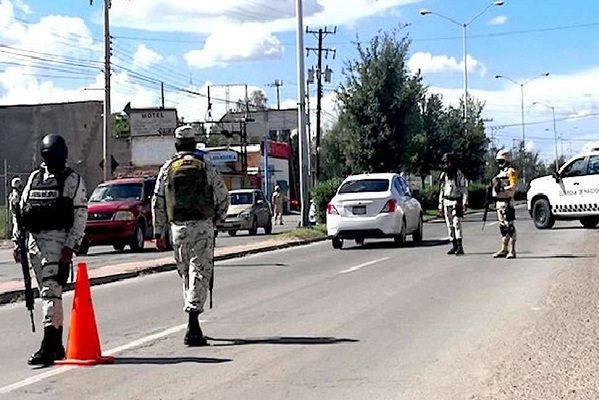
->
<box><xmin>260</xmin><ymin>139</ymin><xmax>290</xmax><ymax>159</ymax></box>
<box><xmin>205</xmin><ymin>150</ymin><xmax>238</xmax><ymax>164</ymax></box>
<box><xmin>129</xmin><ymin>108</ymin><xmax>178</xmax><ymax>137</ymax></box>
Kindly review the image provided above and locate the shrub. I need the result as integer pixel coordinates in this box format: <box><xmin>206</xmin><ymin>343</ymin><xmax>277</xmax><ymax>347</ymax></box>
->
<box><xmin>467</xmin><ymin>182</ymin><xmax>487</xmax><ymax>209</ymax></box>
<box><xmin>419</xmin><ymin>185</ymin><xmax>440</xmax><ymax>210</ymax></box>
<box><xmin>311</xmin><ymin>177</ymin><xmax>343</xmax><ymax>223</ymax></box>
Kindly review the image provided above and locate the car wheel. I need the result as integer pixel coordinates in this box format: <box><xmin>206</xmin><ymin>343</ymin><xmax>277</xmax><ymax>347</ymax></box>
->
<box><xmin>249</xmin><ymin>217</ymin><xmax>258</xmax><ymax>236</ymax></box>
<box><xmin>113</xmin><ymin>242</ymin><xmax>126</xmax><ymax>252</ymax></box>
<box><xmin>580</xmin><ymin>216</ymin><xmax>599</xmax><ymax>229</ymax></box>
<box><xmin>394</xmin><ymin>219</ymin><xmax>407</xmax><ymax>247</ymax></box>
<box><xmin>129</xmin><ymin>223</ymin><xmax>145</xmax><ymax>252</ymax></box>
<box><xmin>532</xmin><ymin>198</ymin><xmax>555</xmax><ymax>229</ymax></box>
<box><xmin>77</xmin><ymin>238</ymin><xmax>90</xmax><ymax>256</ymax></box>
<box><xmin>332</xmin><ymin>237</ymin><xmax>343</xmax><ymax>249</ymax></box>
<box><xmin>264</xmin><ymin>219</ymin><xmax>273</xmax><ymax>235</ymax></box>
<box><xmin>228</xmin><ymin>230</ymin><xmax>237</xmax><ymax>237</ymax></box>
<box><xmin>412</xmin><ymin>215</ymin><xmax>424</xmax><ymax>244</ymax></box>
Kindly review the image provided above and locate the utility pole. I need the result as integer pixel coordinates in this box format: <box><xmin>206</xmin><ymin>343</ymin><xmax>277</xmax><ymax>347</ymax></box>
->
<box><xmin>95</xmin><ymin>0</ymin><xmax>112</xmax><ymax>182</ymax></box>
<box><xmin>295</xmin><ymin>0</ymin><xmax>309</xmax><ymax>227</ymax></box>
<box><xmin>161</xmin><ymin>82</ymin><xmax>165</xmax><ymax>109</ymax></box>
<box><xmin>270</xmin><ymin>80</ymin><xmax>283</xmax><ymax>110</ymax></box>
<box><xmin>306</xmin><ymin>26</ymin><xmax>335</xmax><ymax>184</ymax></box>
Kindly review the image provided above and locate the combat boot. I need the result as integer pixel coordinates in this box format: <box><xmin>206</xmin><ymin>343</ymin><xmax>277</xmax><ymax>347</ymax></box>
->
<box><xmin>506</xmin><ymin>239</ymin><xmax>517</xmax><ymax>259</ymax></box>
<box><xmin>447</xmin><ymin>239</ymin><xmax>458</xmax><ymax>255</ymax></box>
<box><xmin>184</xmin><ymin>311</ymin><xmax>208</xmax><ymax>347</ymax></box>
<box><xmin>493</xmin><ymin>238</ymin><xmax>509</xmax><ymax>258</ymax></box>
<box><xmin>455</xmin><ymin>239</ymin><xmax>464</xmax><ymax>256</ymax></box>
<box><xmin>28</xmin><ymin>326</ymin><xmax>58</xmax><ymax>366</ymax></box>
<box><xmin>55</xmin><ymin>326</ymin><xmax>65</xmax><ymax>361</ymax></box>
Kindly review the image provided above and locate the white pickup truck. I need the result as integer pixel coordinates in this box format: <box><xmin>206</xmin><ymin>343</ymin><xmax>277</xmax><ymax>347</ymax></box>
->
<box><xmin>527</xmin><ymin>148</ymin><xmax>599</xmax><ymax>229</ymax></box>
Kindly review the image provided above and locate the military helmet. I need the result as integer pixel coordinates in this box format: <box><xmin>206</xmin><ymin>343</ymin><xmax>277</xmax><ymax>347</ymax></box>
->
<box><xmin>174</xmin><ymin>125</ymin><xmax>195</xmax><ymax>140</ymax></box>
<box><xmin>496</xmin><ymin>149</ymin><xmax>512</xmax><ymax>163</ymax></box>
<box><xmin>40</xmin><ymin>134</ymin><xmax>68</xmax><ymax>164</ymax></box>
<box><xmin>10</xmin><ymin>177</ymin><xmax>22</xmax><ymax>190</ymax></box>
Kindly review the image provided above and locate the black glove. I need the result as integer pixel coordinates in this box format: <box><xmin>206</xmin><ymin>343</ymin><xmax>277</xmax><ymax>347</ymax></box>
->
<box><xmin>57</xmin><ymin>261</ymin><xmax>71</xmax><ymax>286</ymax></box>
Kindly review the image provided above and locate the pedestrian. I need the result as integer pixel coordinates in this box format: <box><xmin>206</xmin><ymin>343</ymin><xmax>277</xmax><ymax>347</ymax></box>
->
<box><xmin>13</xmin><ymin>134</ymin><xmax>87</xmax><ymax>366</ymax></box>
<box><xmin>492</xmin><ymin>149</ymin><xmax>518</xmax><ymax>259</ymax></box>
<box><xmin>438</xmin><ymin>152</ymin><xmax>468</xmax><ymax>255</ymax></box>
<box><xmin>8</xmin><ymin>177</ymin><xmax>23</xmax><ymax>234</ymax></box>
<box><xmin>272</xmin><ymin>185</ymin><xmax>284</xmax><ymax>225</ymax></box>
<box><xmin>152</xmin><ymin>125</ymin><xmax>229</xmax><ymax>346</ymax></box>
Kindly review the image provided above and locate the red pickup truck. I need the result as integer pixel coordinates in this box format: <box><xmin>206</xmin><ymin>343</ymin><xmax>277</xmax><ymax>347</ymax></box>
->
<box><xmin>79</xmin><ymin>177</ymin><xmax>159</xmax><ymax>254</ymax></box>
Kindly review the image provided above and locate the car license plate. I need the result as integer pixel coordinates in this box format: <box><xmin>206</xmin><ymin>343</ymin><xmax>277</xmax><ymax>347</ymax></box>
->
<box><xmin>353</xmin><ymin>206</ymin><xmax>366</xmax><ymax>215</ymax></box>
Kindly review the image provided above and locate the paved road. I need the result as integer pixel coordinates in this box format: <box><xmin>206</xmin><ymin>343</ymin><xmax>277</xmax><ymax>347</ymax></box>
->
<box><xmin>0</xmin><ymin>215</ymin><xmax>299</xmax><ymax>285</ymax></box>
<box><xmin>0</xmin><ymin>210</ymin><xmax>595</xmax><ymax>399</ymax></box>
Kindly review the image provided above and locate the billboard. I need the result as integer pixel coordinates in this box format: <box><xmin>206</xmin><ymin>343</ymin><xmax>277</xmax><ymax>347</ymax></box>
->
<box><xmin>129</xmin><ymin>108</ymin><xmax>178</xmax><ymax>137</ymax></box>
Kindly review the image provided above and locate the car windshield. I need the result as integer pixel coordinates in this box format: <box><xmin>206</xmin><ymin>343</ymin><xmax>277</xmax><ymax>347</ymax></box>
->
<box><xmin>230</xmin><ymin>193</ymin><xmax>254</xmax><ymax>205</ymax></box>
<box><xmin>90</xmin><ymin>183</ymin><xmax>143</xmax><ymax>202</ymax></box>
<box><xmin>338</xmin><ymin>179</ymin><xmax>390</xmax><ymax>194</ymax></box>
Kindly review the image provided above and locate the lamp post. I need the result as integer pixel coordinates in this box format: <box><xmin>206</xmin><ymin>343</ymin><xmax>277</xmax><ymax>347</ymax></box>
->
<box><xmin>533</xmin><ymin>101</ymin><xmax>559</xmax><ymax>173</ymax></box>
<box><xmin>420</xmin><ymin>1</ymin><xmax>504</xmax><ymax>133</ymax></box>
<box><xmin>495</xmin><ymin>73</ymin><xmax>550</xmax><ymax>183</ymax></box>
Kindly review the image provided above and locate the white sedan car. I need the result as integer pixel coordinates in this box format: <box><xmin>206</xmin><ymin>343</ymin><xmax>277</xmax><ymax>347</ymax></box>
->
<box><xmin>326</xmin><ymin>173</ymin><xmax>424</xmax><ymax>249</ymax></box>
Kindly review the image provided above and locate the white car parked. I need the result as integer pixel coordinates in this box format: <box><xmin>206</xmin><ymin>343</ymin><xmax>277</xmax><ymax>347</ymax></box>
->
<box><xmin>528</xmin><ymin>147</ymin><xmax>599</xmax><ymax>229</ymax></box>
<box><xmin>326</xmin><ymin>173</ymin><xmax>424</xmax><ymax>249</ymax></box>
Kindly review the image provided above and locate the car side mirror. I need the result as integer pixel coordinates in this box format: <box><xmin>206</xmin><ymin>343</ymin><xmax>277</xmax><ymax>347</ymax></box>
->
<box><xmin>256</xmin><ymin>199</ymin><xmax>264</xmax><ymax>205</ymax></box>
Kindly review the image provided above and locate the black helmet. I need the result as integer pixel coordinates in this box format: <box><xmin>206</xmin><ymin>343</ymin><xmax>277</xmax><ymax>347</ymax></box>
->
<box><xmin>41</xmin><ymin>134</ymin><xmax>68</xmax><ymax>167</ymax></box>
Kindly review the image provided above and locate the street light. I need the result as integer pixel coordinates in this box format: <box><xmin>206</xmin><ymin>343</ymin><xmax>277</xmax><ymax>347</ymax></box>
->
<box><xmin>495</xmin><ymin>72</ymin><xmax>550</xmax><ymax>183</ymax></box>
<box><xmin>420</xmin><ymin>1</ymin><xmax>504</xmax><ymax>133</ymax></box>
<box><xmin>532</xmin><ymin>101</ymin><xmax>559</xmax><ymax>173</ymax></box>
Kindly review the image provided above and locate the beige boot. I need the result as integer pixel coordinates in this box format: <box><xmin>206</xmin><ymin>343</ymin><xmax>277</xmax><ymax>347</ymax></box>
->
<box><xmin>506</xmin><ymin>238</ymin><xmax>516</xmax><ymax>259</ymax></box>
<box><xmin>493</xmin><ymin>238</ymin><xmax>509</xmax><ymax>258</ymax></box>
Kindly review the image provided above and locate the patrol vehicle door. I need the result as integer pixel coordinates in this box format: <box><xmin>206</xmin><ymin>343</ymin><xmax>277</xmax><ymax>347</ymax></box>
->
<box><xmin>557</xmin><ymin>156</ymin><xmax>588</xmax><ymax>213</ymax></box>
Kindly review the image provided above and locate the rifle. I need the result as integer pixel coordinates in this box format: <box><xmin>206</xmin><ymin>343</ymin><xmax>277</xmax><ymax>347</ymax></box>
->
<box><xmin>481</xmin><ymin>185</ymin><xmax>494</xmax><ymax>231</ymax></box>
<box><xmin>210</xmin><ymin>234</ymin><xmax>215</xmax><ymax>309</ymax></box>
<box><xmin>15</xmin><ymin>204</ymin><xmax>36</xmax><ymax>332</ymax></box>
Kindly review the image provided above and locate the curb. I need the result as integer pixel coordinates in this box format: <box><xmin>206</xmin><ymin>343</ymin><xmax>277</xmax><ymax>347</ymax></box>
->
<box><xmin>0</xmin><ymin>236</ymin><xmax>328</xmax><ymax>305</ymax></box>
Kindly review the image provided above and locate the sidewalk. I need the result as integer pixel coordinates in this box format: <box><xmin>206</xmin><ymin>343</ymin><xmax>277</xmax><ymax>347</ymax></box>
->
<box><xmin>0</xmin><ymin>235</ymin><xmax>327</xmax><ymax>304</ymax></box>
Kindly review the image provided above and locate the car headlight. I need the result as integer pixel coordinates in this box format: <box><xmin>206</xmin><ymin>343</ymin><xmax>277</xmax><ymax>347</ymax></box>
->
<box><xmin>239</xmin><ymin>211</ymin><xmax>251</xmax><ymax>219</ymax></box>
<box><xmin>114</xmin><ymin>211</ymin><xmax>135</xmax><ymax>221</ymax></box>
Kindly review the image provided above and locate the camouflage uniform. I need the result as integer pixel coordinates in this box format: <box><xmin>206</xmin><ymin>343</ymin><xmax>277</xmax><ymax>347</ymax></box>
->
<box><xmin>493</xmin><ymin>150</ymin><xmax>518</xmax><ymax>259</ymax></box>
<box><xmin>19</xmin><ymin>165</ymin><xmax>87</xmax><ymax>328</ymax></box>
<box><xmin>438</xmin><ymin>170</ymin><xmax>468</xmax><ymax>242</ymax></box>
<box><xmin>152</xmin><ymin>155</ymin><xmax>228</xmax><ymax>314</ymax></box>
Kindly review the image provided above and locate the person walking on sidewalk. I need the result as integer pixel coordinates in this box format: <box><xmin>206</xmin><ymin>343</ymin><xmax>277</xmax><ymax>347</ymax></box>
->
<box><xmin>272</xmin><ymin>185</ymin><xmax>284</xmax><ymax>225</ymax></box>
<box><xmin>14</xmin><ymin>134</ymin><xmax>87</xmax><ymax>366</ymax></box>
<box><xmin>152</xmin><ymin>126</ymin><xmax>229</xmax><ymax>346</ymax></box>
<box><xmin>438</xmin><ymin>152</ymin><xmax>468</xmax><ymax>255</ymax></box>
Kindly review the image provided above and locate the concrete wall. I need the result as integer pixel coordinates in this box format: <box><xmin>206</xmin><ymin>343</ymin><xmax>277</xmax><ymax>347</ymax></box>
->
<box><xmin>0</xmin><ymin>101</ymin><xmax>129</xmax><ymax>199</ymax></box>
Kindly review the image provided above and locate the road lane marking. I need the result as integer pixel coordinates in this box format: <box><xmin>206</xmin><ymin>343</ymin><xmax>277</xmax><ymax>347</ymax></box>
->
<box><xmin>338</xmin><ymin>257</ymin><xmax>390</xmax><ymax>274</ymax></box>
<box><xmin>0</xmin><ymin>321</ymin><xmax>203</xmax><ymax>394</ymax></box>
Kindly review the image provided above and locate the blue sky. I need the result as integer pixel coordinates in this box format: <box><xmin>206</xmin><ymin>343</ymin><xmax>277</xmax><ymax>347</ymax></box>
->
<box><xmin>1</xmin><ymin>0</ymin><xmax>599</xmax><ymax>162</ymax></box>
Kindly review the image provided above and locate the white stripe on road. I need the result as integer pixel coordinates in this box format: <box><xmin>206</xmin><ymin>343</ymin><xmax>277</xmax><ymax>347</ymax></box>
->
<box><xmin>338</xmin><ymin>257</ymin><xmax>390</xmax><ymax>275</ymax></box>
<box><xmin>0</xmin><ymin>322</ymin><xmax>199</xmax><ymax>394</ymax></box>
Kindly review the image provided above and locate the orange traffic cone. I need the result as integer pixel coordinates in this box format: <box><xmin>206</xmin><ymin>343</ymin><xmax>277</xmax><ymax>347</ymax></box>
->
<box><xmin>56</xmin><ymin>263</ymin><xmax>114</xmax><ymax>366</ymax></box>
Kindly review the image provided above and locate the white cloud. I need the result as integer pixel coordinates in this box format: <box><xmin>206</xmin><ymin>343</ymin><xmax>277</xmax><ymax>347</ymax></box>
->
<box><xmin>408</xmin><ymin>52</ymin><xmax>487</xmax><ymax>76</ymax></box>
<box><xmin>184</xmin><ymin>24</ymin><xmax>284</xmax><ymax>69</ymax></box>
<box><xmin>487</xmin><ymin>15</ymin><xmax>507</xmax><ymax>26</ymax></box>
<box><xmin>132</xmin><ymin>44</ymin><xmax>163</xmax><ymax>68</ymax></box>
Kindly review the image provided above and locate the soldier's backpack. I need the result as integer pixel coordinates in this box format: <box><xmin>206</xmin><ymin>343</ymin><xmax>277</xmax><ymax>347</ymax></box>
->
<box><xmin>165</xmin><ymin>152</ymin><xmax>215</xmax><ymax>222</ymax></box>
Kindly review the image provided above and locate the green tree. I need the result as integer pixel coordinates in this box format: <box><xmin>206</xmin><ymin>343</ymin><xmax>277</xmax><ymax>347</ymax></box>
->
<box><xmin>334</xmin><ymin>29</ymin><xmax>424</xmax><ymax>174</ymax></box>
<box><xmin>234</xmin><ymin>90</ymin><xmax>268</xmax><ymax>112</ymax></box>
<box><xmin>112</xmin><ymin>113</ymin><xmax>130</xmax><ymax>139</ymax></box>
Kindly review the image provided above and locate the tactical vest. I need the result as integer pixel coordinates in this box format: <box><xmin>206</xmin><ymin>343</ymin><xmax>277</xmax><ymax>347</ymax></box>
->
<box><xmin>165</xmin><ymin>153</ymin><xmax>215</xmax><ymax>222</ymax></box>
<box><xmin>494</xmin><ymin>166</ymin><xmax>517</xmax><ymax>200</ymax></box>
<box><xmin>22</xmin><ymin>168</ymin><xmax>76</xmax><ymax>233</ymax></box>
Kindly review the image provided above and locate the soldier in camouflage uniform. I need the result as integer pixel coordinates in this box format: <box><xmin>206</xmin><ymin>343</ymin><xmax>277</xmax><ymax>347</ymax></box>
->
<box><xmin>492</xmin><ymin>149</ymin><xmax>518</xmax><ymax>259</ymax></box>
<box><xmin>438</xmin><ymin>153</ymin><xmax>468</xmax><ymax>255</ymax></box>
<box><xmin>152</xmin><ymin>126</ymin><xmax>229</xmax><ymax>346</ymax></box>
<box><xmin>8</xmin><ymin>177</ymin><xmax>23</xmax><ymax>245</ymax></box>
<box><xmin>14</xmin><ymin>135</ymin><xmax>87</xmax><ymax>366</ymax></box>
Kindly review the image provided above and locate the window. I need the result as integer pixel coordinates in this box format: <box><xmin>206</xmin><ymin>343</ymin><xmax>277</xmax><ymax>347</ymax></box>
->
<box><xmin>90</xmin><ymin>183</ymin><xmax>143</xmax><ymax>203</ymax></box>
<box><xmin>393</xmin><ymin>178</ymin><xmax>405</xmax><ymax>196</ymax></box>
<box><xmin>338</xmin><ymin>179</ymin><xmax>390</xmax><ymax>194</ymax></box>
<box><xmin>399</xmin><ymin>178</ymin><xmax>411</xmax><ymax>197</ymax></box>
<box><xmin>587</xmin><ymin>155</ymin><xmax>599</xmax><ymax>175</ymax></box>
<box><xmin>561</xmin><ymin>158</ymin><xmax>586</xmax><ymax>178</ymax></box>
<box><xmin>229</xmin><ymin>193</ymin><xmax>253</xmax><ymax>205</ymax></box>
<box><xmin>255</xmin><ymin>191</ymin><xmax>266</xmax><ymax>203</ymax></box>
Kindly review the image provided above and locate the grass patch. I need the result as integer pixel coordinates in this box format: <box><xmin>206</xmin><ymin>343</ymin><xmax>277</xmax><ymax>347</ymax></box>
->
<box><xmin>281</xmin><ymin>224</ymin><xmax>327</xmax><ymax>241</ymax></box>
